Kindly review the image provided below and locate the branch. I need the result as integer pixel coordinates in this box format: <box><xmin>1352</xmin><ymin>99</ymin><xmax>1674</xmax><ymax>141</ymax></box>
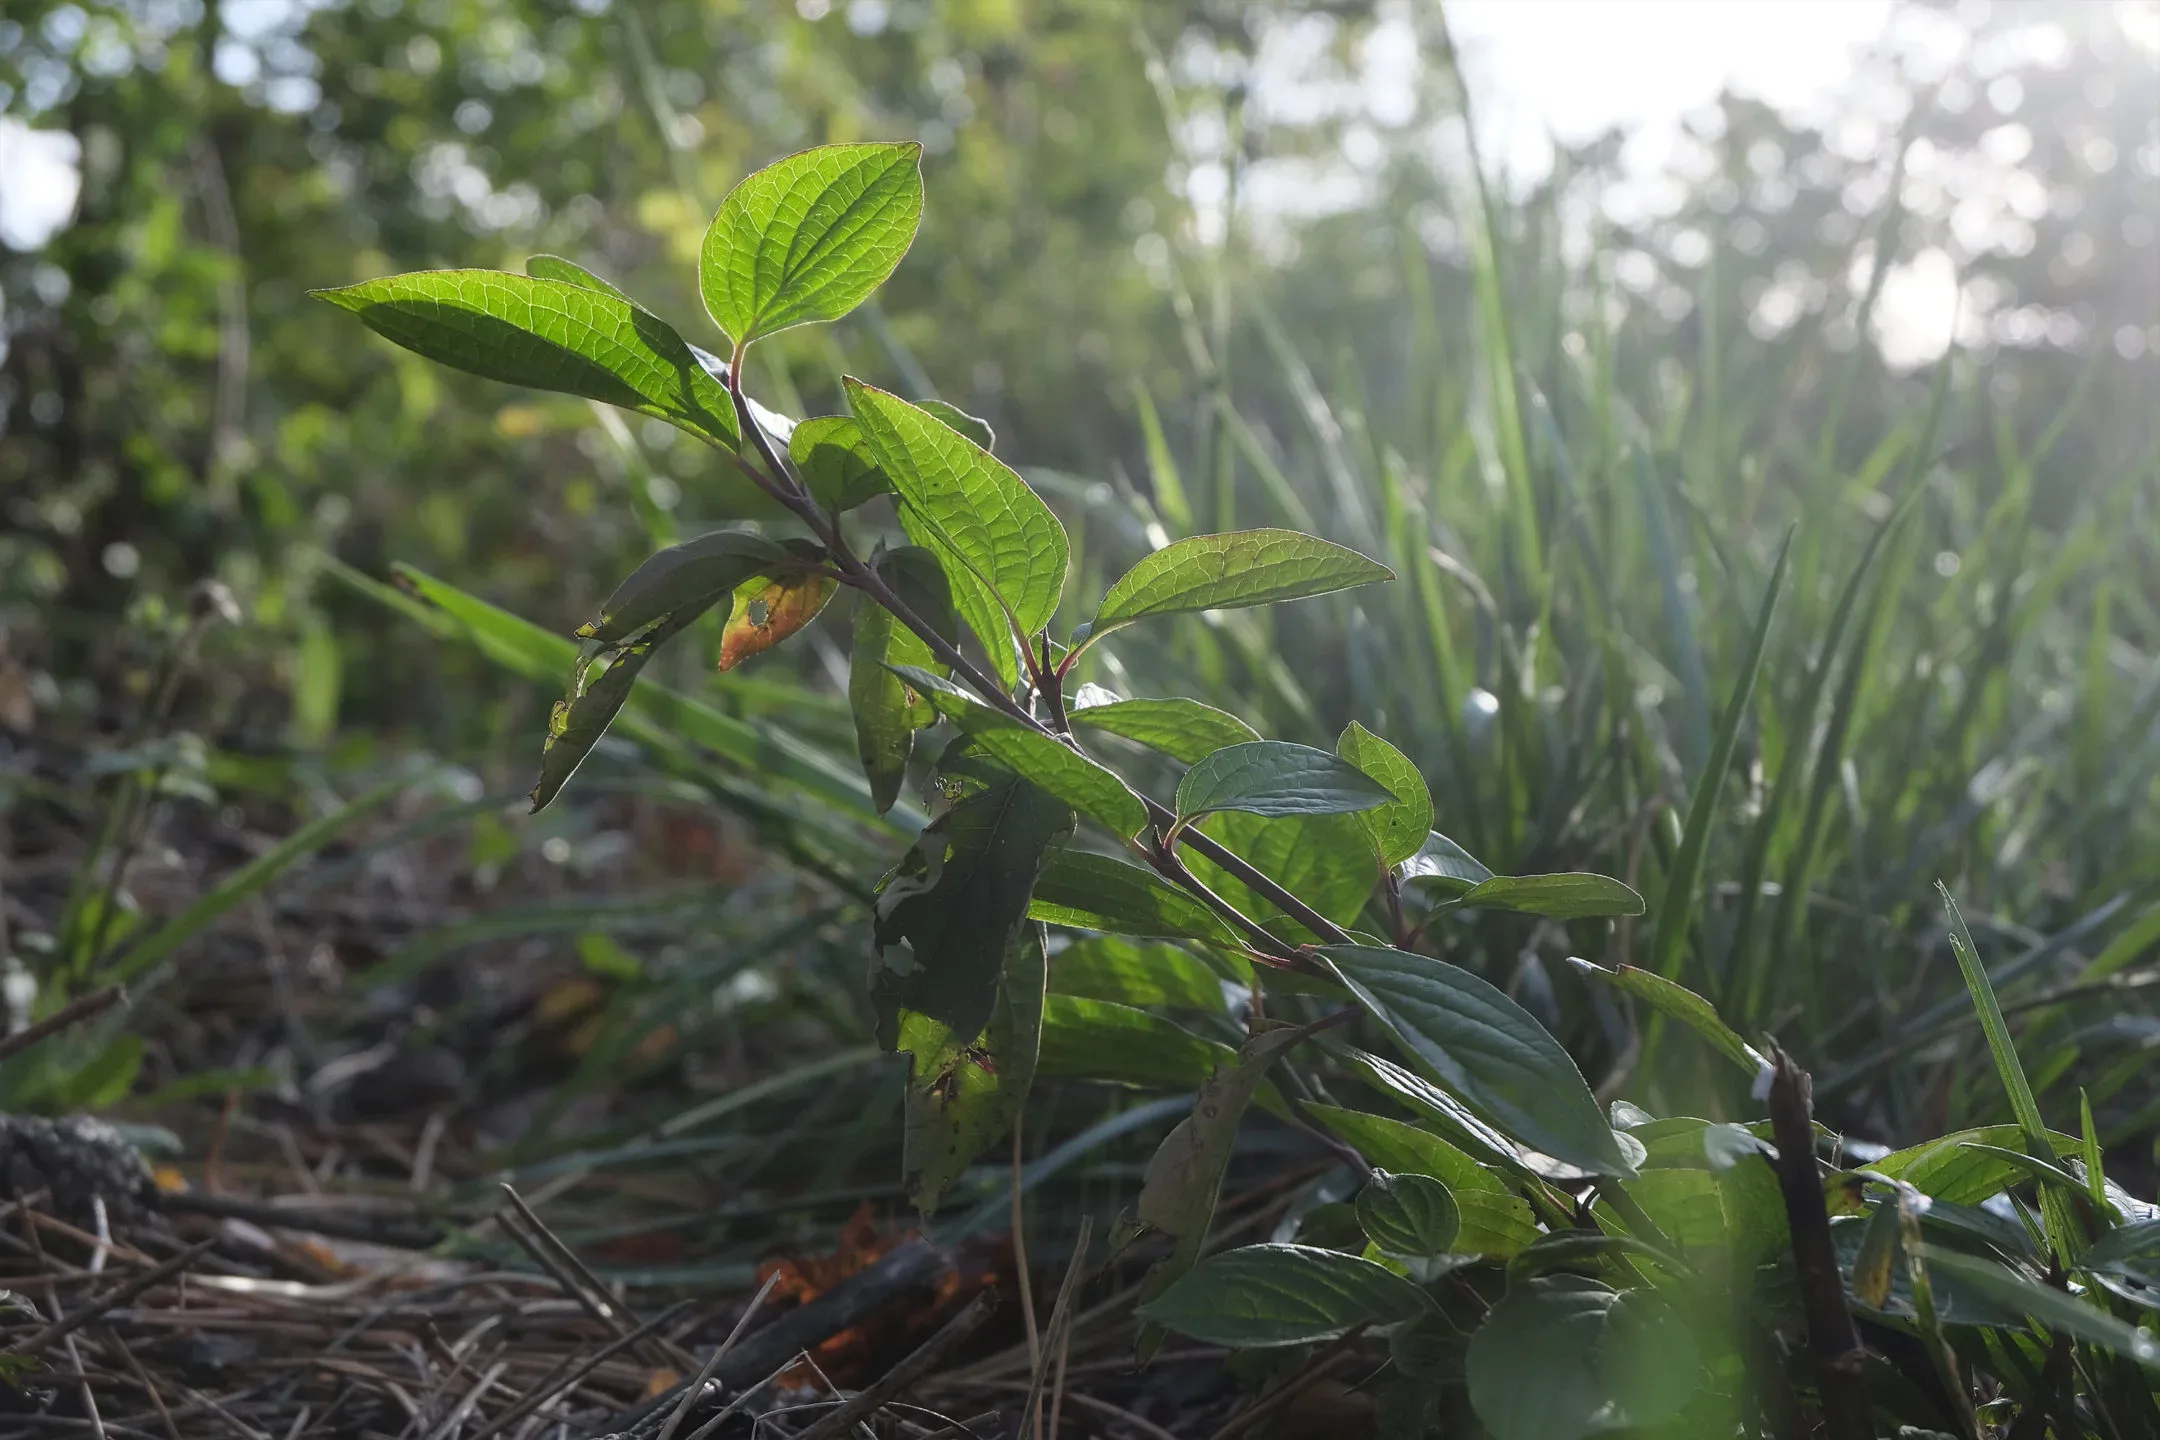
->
<box><xmin>1766</xmin><ymin>1045</ymin><xmax>1874</xmax><ymax>1440</ymax></box>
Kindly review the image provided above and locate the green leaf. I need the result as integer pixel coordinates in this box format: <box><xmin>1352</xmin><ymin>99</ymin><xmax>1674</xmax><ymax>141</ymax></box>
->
<box><xmin>580</xmin><ymin>530</ymin><xmax>789</xmax><ymax>644</ymax></box>
<box><xmin>1455</xmin><ymin>874</ymin><xmax>1645</xmax><ymax>920</ymax></box>
<box><xmin>1648</xmin><ymin>530</ymin><xmax>1791</xmax><ymax>980</ymax></box>
<box><xmin>1187</xmin><ymin>810</ymin><xmax>1380</xmax><ymax>938</ymax></box>
<box><xmin>1131</xmin><ymin>1026</ymin><xmax>1312</xmax><ymax>1354</ymax></box>
<box><xmin>1869</xmin><ymin>1125</ymin><xmax>2084</xmax><ymax>1206</ymax></box>
<box><xmin>1357</xmin><ymin>1171</ymin><xmax>1461</xmax><ymax>1257</ymax></box>
<box><xmin>896</xmin><ymin>924</ymin><xmax>1046</xmax><ymax>1211</ymax></box>
<box><xmin>1069</xmin><ymin>697</ymin><xmax>1260</xmax><ymax>765</ymax></box>
<box><xmin>1176</xmin><ymin>741</ymin><xmax>1394</xmax><ymax>823</ymax></box>
<box><xmin>1138</xmin><ymin>1243</ymin><xmax>1432</xmax><ymax>1348</ymax></box>
<box><xmin>1050</xmin><ymin>937</ymin><xmax>1232</xmax><ymax>1011</ymax></box>
<box><xmin>873</xmin><ymin>773</ymin><xmax>1074</xmax><ymax>1044</ymax></box>
<box><xmin>1346</xmin><ymin>1050</ymin><xmax>1524</xmax><ymax>1170</ymax></box>
<box><xmin>897</xmin><ymin>668</ymin><xmax>1147</xmax><ymax>837</ymax></box>
<box><xmin>525</xmin><ymin>253</ymin><xmax>634</xmax><ymax>302</ymax></box>
<box><xmin>314</xmin><ymin>270</ymin><xmax>740</xmax><ymax>448</ymax></box>
<box><xmin>846</xmin><ymin>378</ymin><xmax>1069</xmax><ymax>647</ymax></box>
<box><xmin>1398</xmin><ymin>830</ymin><xmax>1495</xmax><ymax>895</ymax></box>
<box><xmin>1029</xmin><ymin>850</ymin><xmax>1242</xmax><ymax>946</ymax></box>
<box><xmin>1467</xmin><ymin>1276</ymin><xmax>1700</xmax><ymax>1440</ymax></box>
<box><xmin>699</xmin><ymin>141</ymin><xmax>924</xmax><ymax>344</ymax></box>
<box><xmin>1303</xmin><ymin>1104</ymin><xmax>1537</xmax><ymax>1257</ymax></box>
<box><xmin>1323</xmin><ymin>945</ymin><xmax>1635</xmax><ymax>1177</ymax></box>
<box><xmin>1567</xmin><ymin>959</ymin><xmax>1763</xmax><ymax>1076</ymax></box>
<box><xmin>1336</xmin><ymin>723</ymin><xmax>1433</xmax><ymax>868</ymax></box>
<box><xmin>915</xmin><ymin>398</ymin><xmax>994</xmax><ymax>450</ymax></box>
<box><xmin>791</xmin><ymin>415</ymin><xmax>891</xmax><ymax>514</ymax></box>
<box><xmin>531</xmin><ymin>627</ymin><xmax>677</xmax><ymax>811</ymax></box>
<box><xmin>1921</xmin><ymin>1247</ymin><xmax>2160</xmax><ymax>1368</ymax></box>
<box><xmin>1093</xmin><ymin>529</ymin><xmax>1393</xmax><ymax>636</ymax></box>
<box><xmin>848</xmin><ymin>549</ymin><xmax>955</xmax><ymax>812</ymax></box>
<box><xmin>1038</xmin><ymin>996</ymin><xmax>1284</xmax><ymax>1115</ymax></box>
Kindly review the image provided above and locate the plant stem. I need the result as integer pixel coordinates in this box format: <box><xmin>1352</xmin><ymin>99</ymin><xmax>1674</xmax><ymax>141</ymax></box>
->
<box><xmin>719</xmin><ymin>371</ymin><xmax>1355</xmax><ymax>947</ymax></box>
<box><xmin>1766</xmin><ymin>1045</ymin><xmax>1874</xmax><ymax>1440</ymax></box>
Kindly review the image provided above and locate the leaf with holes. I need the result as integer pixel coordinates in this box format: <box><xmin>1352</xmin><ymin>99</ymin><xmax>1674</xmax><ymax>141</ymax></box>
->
<box><xmin>315</xmin><ymin>271</ymin><xmax>741</xmax><ymax>448</ymax></box>
<box><xmin>700</xmin><ymin>142</ymin><xmax>923</xmax><ymax>344</ymax></box>
<box><xmin>718</xmin><ymin>556</ymin><xmax>836</xmax><ymax>671</ymax></box>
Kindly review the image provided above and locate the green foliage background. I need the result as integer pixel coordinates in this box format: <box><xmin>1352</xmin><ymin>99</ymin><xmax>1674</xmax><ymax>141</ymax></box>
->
<box><xmin>4</xmin><ymin>0</ymin><xmax>2158</xmax><ymax>1178</ymax></box>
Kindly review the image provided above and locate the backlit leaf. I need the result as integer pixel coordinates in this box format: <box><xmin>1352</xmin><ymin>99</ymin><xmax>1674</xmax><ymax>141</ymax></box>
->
<box><xmin>791</xmin><ymin>415</ymin><xmax>890</xmax><ymax>513</ymax></box>
<box><xmin>1188</xmin><ymin>810</ymin><xmax>1380</xmax><ymax>938</ymax></box>
<box><xmin>915</xmin><ymin>398</ymin><xmax>994</xmax><ymax>450</ymax></box>
<box><xmin>1337</xmin><ymin>722</ymin><xmax>1433</xmax><ymax>867</ymax></box>
<box><xmin>1094</xmin><ymin>528</ymin><xmax>1392</xmax><ymax>636</ymax></box>
<box><xmin>1038</xmin><ymin>995</ymin><xmax>1281</xmax><ymax>1112</ymax></box>
<box><xmin>1050</xmin><ymin>937</ymin><xmax>1233</xmax><ymax>1011</ymax></box>
<box><xmin>1176</xmin><ymin>741</ymin><xmax>1394</xmax><ymax>823</ymax></box>
<box><xmin>847</xmin><ymin>549</ymin><xmax>954</xmax><ymax>814</ymax></box>
<box><xmin>1456</xmin><ymin>873</ymin><xmax>1645</xmax><ymax>920</ymax></box>
<box><xmin>1323</xmin><ymin>945</ymin><xmax>1635</xmax><ymax>1177</ymax></box>
<box><xmin>847</xmin><ymin>379</ymin><xmax>1068</xmax><ymax>649</ymax></box>
<box><xmin>1304</xmin><ymin>1103</ymin><xmax>1536</xmax><ymax>1257</ymax></box>
<box><xmin>897</xmin><ymin>667</ymin><xmax>1147</xmax><ymax>837</ymax></box>
<box><xmin>718</xmin><ymin>563</ymin><xmax>837</xmax><ymax>671</ymax></box>
<box><xmin>315</xmin><ymin>270</ymin><xmax>740</xmax><ymax>448</ymax></box>
<box><xmin>1069</xmin><ymin>697</ymin><xmax>1260</xmax><ymax>764</ymax></box>
<box><xmin>700</xmin><ymin>142</ymin><xmax>924</xmax><ymax>344</ymax></box>
<box><xmin>1567</xmin><ymin>958</ymin><xmax>1763</xmax><ymax>1076</ymax></box>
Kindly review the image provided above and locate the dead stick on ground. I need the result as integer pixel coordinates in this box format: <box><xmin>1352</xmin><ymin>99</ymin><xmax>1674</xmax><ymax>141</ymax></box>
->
<box><xmin>656</xmin><ymin>1271</ymin><xmax>781</xmax><ymax>1440</ymax></box>
<box><xmin>790</xmin><ymin>1291</ymin><xmax>998</xmax><ymax>1440</ymax></box>
<box><xmin>10</xmin><ymin>1238</ymin><xmax>219</xmax><ymax>1358</ymax></box>
<box><xmin>1019</xmin><ymin>1216</ymin><xmax>1093</xmax><ymax>1440</ymax></box>
<box><xmin>469</xmin><ymin>1298</ymin><xmax>693</xmax><ymax>1440</ymax></box>
<box><xmin>1767</xmin><ymin>1044</ymin><xmax>1875</xmax><ymax>1440</ymax></box>
<box><xmin>0</xmin><ymin>985</ymin><xmax>126</xmax><ymax>1063</ymax></box>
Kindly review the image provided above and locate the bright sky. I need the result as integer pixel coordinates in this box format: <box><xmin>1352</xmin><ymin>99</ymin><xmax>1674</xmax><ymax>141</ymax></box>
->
<box><xmin>1447</xmin><ymin>0</ymin><xmax>1896</xmax><ymax>182</ymax></box>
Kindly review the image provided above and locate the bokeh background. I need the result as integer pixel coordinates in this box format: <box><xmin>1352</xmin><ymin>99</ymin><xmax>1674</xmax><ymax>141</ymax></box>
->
<box><xmin>2</xmin><ymin>0</ymin><xmax>2158</xmax><ymax>1180</ymax></box>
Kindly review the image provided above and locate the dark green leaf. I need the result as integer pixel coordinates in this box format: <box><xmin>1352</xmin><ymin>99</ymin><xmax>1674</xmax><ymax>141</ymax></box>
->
<box><xmin>1131</xmin><ymin>1026</ymin><xmax>1312</xmax><ymax>1353</ymax></box>
<box><xmin>1176</xmin><ymin>741</ymin><xmax>1394</xmax><ymax>823</ymax></box>
<box><xmin>1050</xmin><ymin>937</ymin><xmax>1232</xmax><ymax>1011</ymax></box>
<box><xmin>1323</xmin><ymin>945</ymin><xmax>1635</xmax><ymax>1177</ymax></box>
<box><xmin>580</xmin><ymin>530</ymin><xmax>789</xmax><ymax>644</ymax></box>
<box><xmin>1094</xmin><ymin>529</ymin><xmax>1393</xmax><ymax>635</ymax></box>
<box><xmin>700</xmin><ymin>142</ymin><xmax>924</xmax><ymax>344</ymax></box>
<box><xmin>1921</xmin><ymin>1248</ymin><xmax>2160</xmax><ymax>1367</ymax></box>
<box><xmin>1137</xmin><ymin>1243</ymin><xmax>1432</xmax><ymax>1348</ymax></box>
<box><xmin>873</xmin><ymin>773</ymin><xmax>1074</xmax><ymax>1044</ymax></box>
<box><xmin>1336</xmin><ymin>723</ymin><xmax>1432</xmax><ymax>868</ymax></box>
<box><xmin>897</xmin><ymin>667</ymin><xmax>1147</xmax><ymax>837</ymax></box>
<box><xmin>1029</xmin><ymin>850</ymin><xmax>1242</xmax><ymax>946</ymax></box>
<box><xmin>1037</xmin><ymin>996</ymin><xmax>1282</xmax><ymax>1115</ymax></box>
<box><xmin>1567</xmin><ymin>958</ymin><xmax>1762</xmax><ymax>1076</ymax></box>
<box><xmin>314</xmin><ymin>270</ymin><xmax>740</xmax><ymax>448</ymax></box>
<box><xmin>1069</xmin><ymin>697</ymin><xmax>1259</xmax><ymax>764</ymax></box>
<box><xmin>1467</xmin><ymin>1276</ymin><xmax>1700</xmax><ymax>1440</ymax></box>
<box><xmin>1456</xmin><ymin>874</ymin><xmax>1645</xmax><ymax>920</ymax></box>
<box><xmin>1357</xmin><ymin>1171</ymin><xmax>1461</xmax><ymax>1257</ymax></box>
<box><xmin>897</xmin><ymin>925</ymin><xmax>1046</xmax><ymax>1211</ymax></box>
<box><xmin>847</xmin><ymin>378</ymin><xmax>1068</xmax><ymax>646</ymax></box>
<box><xmin>532</xmin><ymin>620</ymin><xmax>686</xmax><ymax>811</ymax></box>
<box><xmin>1302</xmin><ymin>1103</ymin><xmax>1537</xmax><ymax>1257</ymax></box>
